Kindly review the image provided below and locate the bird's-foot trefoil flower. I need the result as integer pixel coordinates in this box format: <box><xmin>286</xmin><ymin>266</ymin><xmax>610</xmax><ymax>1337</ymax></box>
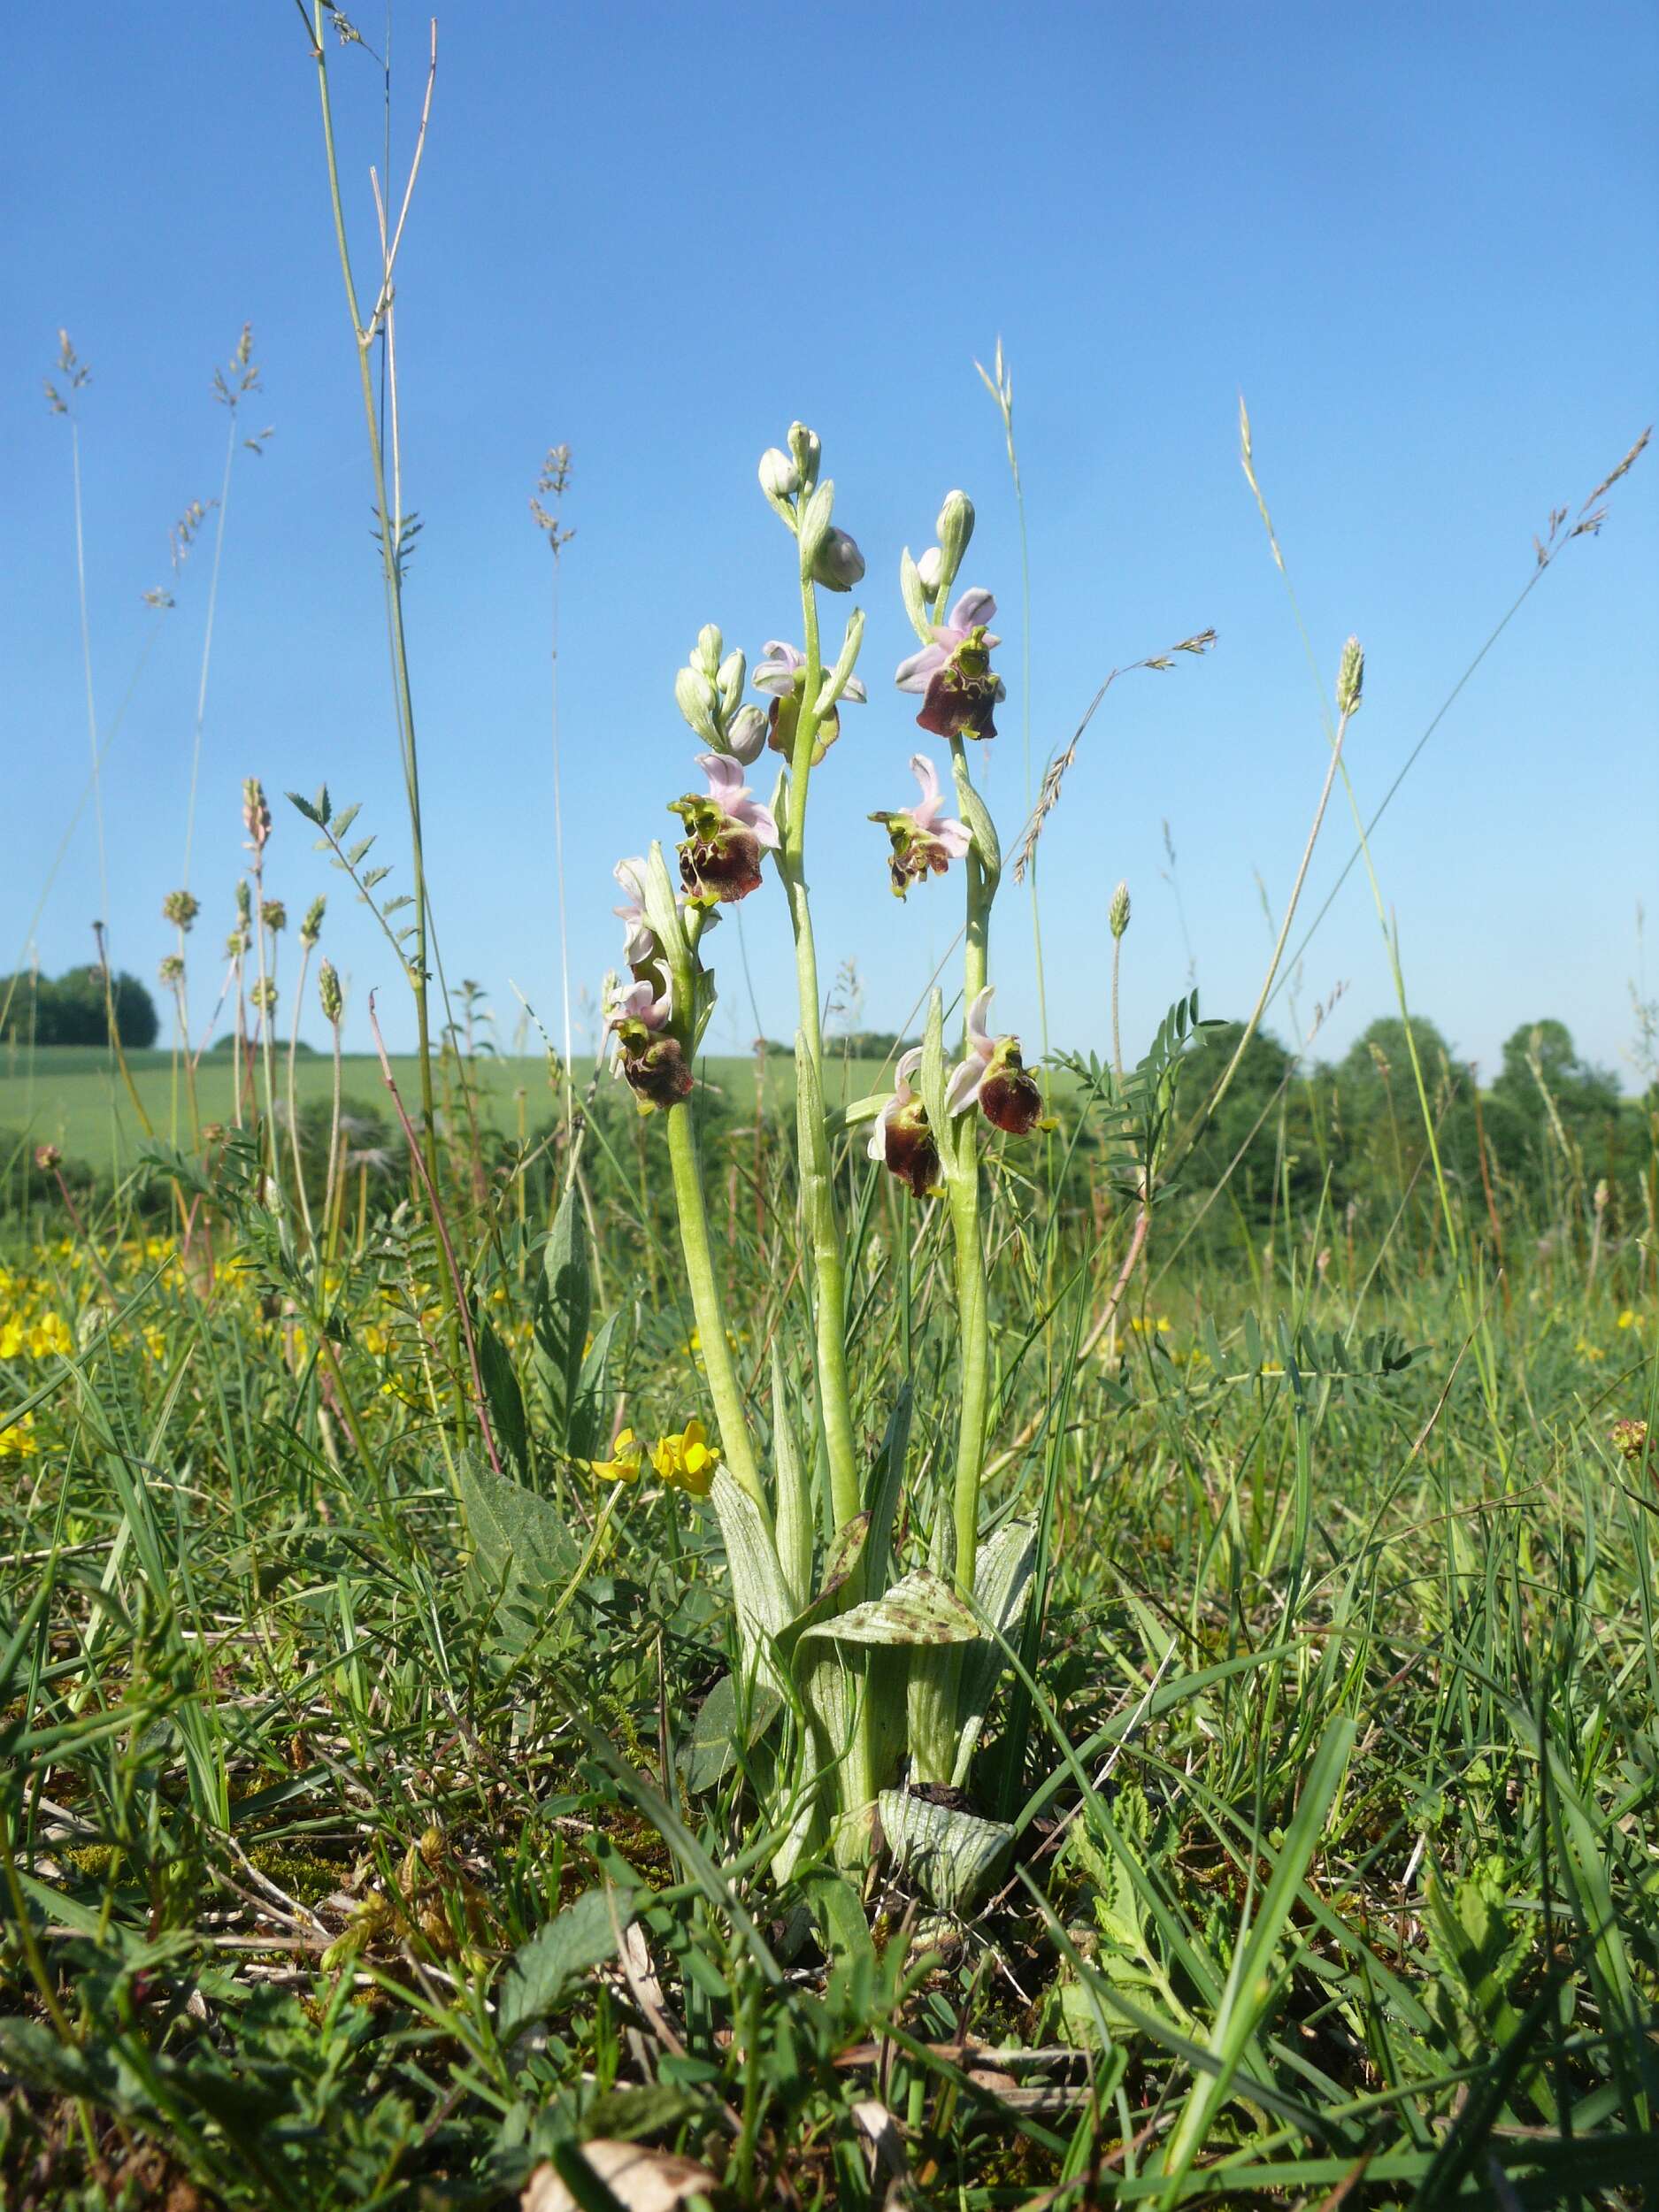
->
<box><xmin>652</xmin><ymin>1418</ymin><xmax>719</xmax><ymax>1496</ymax></box>
<box><xmin>946</xmin><ymin>987</ymin><xmax>1049</xmax><ymax>1136</ymax></box>
<box><xmin>868</xmin><ymin>1047</ymin><xmax>943</xmax><ymax>1197</ymax></box>
<box><xmin>670</xmin><ymin>754</ymin><xmax>780</xmax><ymax>904</ymax></box>
<box><xmin>895</xmin><ymin>588</ymin><xmax>1005</xmax><ymax>742</ymax></box>
<box><xmin>869</xmin><ymin>754</ymin><xmax>972</xmax><ymax>897</ymax></box>
<box><xmin>586</xmin><ymin>1427</ymin><xmax>643</xmax><ymax>1484</ymax></box>
<box><xmin>754</xmin><ymin>640</ymin><xmax>868</xmax><ymax>765</ymax></box>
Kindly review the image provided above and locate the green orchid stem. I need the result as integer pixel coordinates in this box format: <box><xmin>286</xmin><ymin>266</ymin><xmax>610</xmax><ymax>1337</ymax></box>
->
<box><xmin>664</xmin><ymin>1099</ymin><xmax>768</xmax><ymax>1523</ymax></box>
<box><xmin>782</xmin><ymin>563</ymin><xmax>863</xmax><ymax>1538</ymax></box>
<box><xmin>782</xmin><ymin>533</ymin><xmax>876</xmax><ymax>1849</ymax></box>
<box><xmin>947</xmin><ymin>735</ymin><xmax>994</xmax><ymax>1595</ymax></box>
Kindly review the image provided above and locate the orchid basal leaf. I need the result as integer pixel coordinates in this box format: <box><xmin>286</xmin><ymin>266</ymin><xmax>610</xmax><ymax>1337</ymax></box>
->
<box><xmin>799</xmin><ymin>1566</ymin><xmax>979</xmax><ymax>1647</ymax></box>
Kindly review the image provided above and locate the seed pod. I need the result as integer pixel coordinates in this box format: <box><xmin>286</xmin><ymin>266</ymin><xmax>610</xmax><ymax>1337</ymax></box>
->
<box><xmin>1110</xmin><ymin>881</ymin><xmax>1131</xmax><ymax>940</ymax></box>
<box><xmin>1336</xmin><ymin>635</ymin><xmax>1364</xmax><ymax>716</ymax></box>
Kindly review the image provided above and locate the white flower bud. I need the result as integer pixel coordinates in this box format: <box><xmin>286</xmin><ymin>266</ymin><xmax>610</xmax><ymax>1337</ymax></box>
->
<box><xmin>673</xmin><ymin>664</ymin><xmax>720</xmax><ymax>745</ymax></box>
<box><xmin>916</xmin><ymin>545</ymin><xmax>944</xmax><ymax>595</ymax></box>
<box><xmin>758</xmin><ymin>447</ymin><xmax>799</xmax><ymax>499</ymax></box>
<box><xmin>812</xmin><ymin>526</ymin><xmax>865</xmax><ymax>593</ymax></box>
<box><xmin>726</xmin><ymin>705</ymin><xmax>767</xmax><ymax>764</ymax></box>
<box><xmin>695</xmin><ymin>624</ymin><xmax>723</xmax><ymax>680</ymax></box>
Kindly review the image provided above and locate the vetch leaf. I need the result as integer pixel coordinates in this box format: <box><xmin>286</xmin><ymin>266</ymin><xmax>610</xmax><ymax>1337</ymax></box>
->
<box><xmin>476</xmin><ymin>1311</ymin><xmax>529</xmax><ymax>1479</ymax></box>
<box><xmin>457</xmin><ymin>1452</ymin><xmax>578</xmax><ymax>1606</ymax></box>
<box><xmin>498</xmin><ymin>1885</ymin><xmax>634</xmax><ymax>2041</ymax></box>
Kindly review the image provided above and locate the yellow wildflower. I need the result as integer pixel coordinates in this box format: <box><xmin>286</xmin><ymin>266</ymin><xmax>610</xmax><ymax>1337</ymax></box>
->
<box><xmin>0</xmin><ymin>1319</ymin><xmax>23</xmax><ymax>1361</ymax></box>
<box><xmin>651</xmin><ymin>1419</ymin><xmax>719</xmax><ymax>1496</ymax></box>
<box><xmin>587</xmin><ymin>1427</ymin><xmax>643</xmax><ymax>1484</ymax></box>
<box><xmin>361</xmin><ymin>1323</ymin><xmax>390</xmax><ymax>1357</ymax></box>
<box><xmin>0</xmin><ymin>1414</ymin><xmax>39</xmax><ymax>1459</ymax></box>
<box><xmin>27</xmin><ymin>1312</ymin><xmax>73</xmax><ymax>1360</ymax></box>
<box><xmin>1616</xmin><ymin>1309</ymin><xmax>1640</xmax><ymax>1330</ymax></box>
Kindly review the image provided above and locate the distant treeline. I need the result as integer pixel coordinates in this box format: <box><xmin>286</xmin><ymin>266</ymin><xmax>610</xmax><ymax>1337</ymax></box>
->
<box><xmin>1</xmin><ymin>968</ymin><xmax>158</xmax><ymax>1049</ymax></box>
<box><xmin>1179</xmin><ymin>1013</ymin><xmax>1648</xmax><ymax>1243</ymax></box>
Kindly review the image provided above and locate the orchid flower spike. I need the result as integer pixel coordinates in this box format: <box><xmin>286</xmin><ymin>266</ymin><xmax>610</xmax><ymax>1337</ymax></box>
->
<box><xmin>670</xmin><ymin>753</ymin><xmax>779</xmax><ymax>905</ymax></box>
<box><xmin>869</xmin><ymin>754</ymin><xmax>972</xmax><ymax>898</ymax></box>
<box><xmin>895</xmin><ymin>588</ymin><xmax>1005</xmax><ymax>742</ymax></box>
<box><xmin>753</xmin><ymin>639</ymin><xmax>867</xmax><ymax>766</ymax></box>
<box><xmin>867</xmin><ymin>1047</ymin><xmax>942</xmax><ymax>1198</ymax></box>
<box><xmin>945</xmin><ymin>987</ymin><xmax>1049</xmax><ymax>1135</ymax></box>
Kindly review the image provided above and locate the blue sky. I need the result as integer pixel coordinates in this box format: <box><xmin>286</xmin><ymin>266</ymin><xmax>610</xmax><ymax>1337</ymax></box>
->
<box><xmin>4</xmin><ymin>2</ymin><xmax>1655</xmax><ymax>1085</ymax></box>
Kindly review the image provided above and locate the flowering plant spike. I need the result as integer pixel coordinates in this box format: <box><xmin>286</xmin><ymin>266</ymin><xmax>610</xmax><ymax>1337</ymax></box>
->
<box><xmin>588</xmin><ymin>425</ymin><xmax>1121</xmax><ymax>1893</ymax></box>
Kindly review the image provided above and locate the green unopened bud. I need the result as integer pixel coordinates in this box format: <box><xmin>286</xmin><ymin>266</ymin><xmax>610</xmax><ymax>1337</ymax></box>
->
<box><xmin>797</xmin><ymin>478</ymin><xmax>834</xmax><ymax>575</ymax></box>
<box><xmin>935</xmin><ymin>488</ymin><xmax>974</xmax><ymax>591</ymax></box>
<box><xmin>1336</xmin><ymin>635</ymin><xmax>1364</xmax><ymax>716</ymax></box>
<box><xmin>242</xmin><ymin>776</ymin><xmax>271</xmax><ymax>849</ymax></box>
<box><xmin>319</xmin><ymin>959</ymin><xmax>342</xmax><ymax>1024</ymax></box>
<box><xmin>694</xmin><ymin>624</ymin><xmax>723</xmax><ymax>680</ymax></box>
<box><xmin>674</xmin><ymin>664</ymin><xmax>720</xmax><ymax>746</ymax></box>
<box><xmin>812</xmin><ymin>526</ymin><xmax>865</xmax><ymax>593</ymax></box>
<box><xmin>301</xmin><ymin>895</ymin><xmax>326</xmax><ymax>949</ymax></box>
<box><xmin>717</xmin><ymin>648</ymin><xmax>746</xmax><ymax>721</ymax></box>
<box><xmin>787</xmin><ymin>422</ymin><xmax>821</xmax><ymax>491</ymax></box>
<box><xmin>1110</xmin><ymin>880</ymin><xmax>1131</xmax><ymax>940</ymax></box>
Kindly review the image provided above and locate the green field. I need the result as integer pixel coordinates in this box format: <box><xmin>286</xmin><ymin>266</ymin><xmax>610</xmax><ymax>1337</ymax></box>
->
<box><xmin>0</xmin><ymin>1045</ymin><xmax>903</xmax><ymax>1170</ymax></box>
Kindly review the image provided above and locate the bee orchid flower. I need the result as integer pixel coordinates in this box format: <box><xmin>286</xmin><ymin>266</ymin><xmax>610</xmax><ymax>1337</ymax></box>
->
<box><xmin>895</xmin><ymin>588</ymin><xmax>1004</xmax><ymax>742</ymax></box>
<box><xmin>868</xmin><ymin>1047</ymin><xmax>943</xmax><ymax>1197</ymax></box>
<box><xmin>754</xmin><ymin>639</ymin><xmax>868</xmax><ymax>765</ymax></box>
<box><xmin>612</xmin><ymin>856</ymin><xmax>657</xmax><ymax>969</ymax></box>
<box><xmin>615</xmin><ymin>856</ymin><xmax>720</xmax><ymax>970</ymax></box>
<box><xmin>603</xmin><ymin>973</ymin><xmax>691</xmax><ymax>1109</ymax></box>
<box><xmin>945</xmin><ymin>987</ymin><xmax>1048</xmax><ymax>1135</ymax></box>
<box><xmin>670</xmin><ymin>754</ymin><xmax>780</xmax><ymax>904</ymax></box>
<box><xmin>870</xmin><ymin>753</ymin><xmax>972</xmax><ymax>897</ymax></box>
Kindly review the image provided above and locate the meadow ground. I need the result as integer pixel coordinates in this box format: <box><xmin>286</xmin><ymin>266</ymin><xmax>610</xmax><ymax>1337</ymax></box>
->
<box><xmin>1</xmin><ymin>1039</ymin><xmax>1655</xmax><ymax>2209</ymax></box>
